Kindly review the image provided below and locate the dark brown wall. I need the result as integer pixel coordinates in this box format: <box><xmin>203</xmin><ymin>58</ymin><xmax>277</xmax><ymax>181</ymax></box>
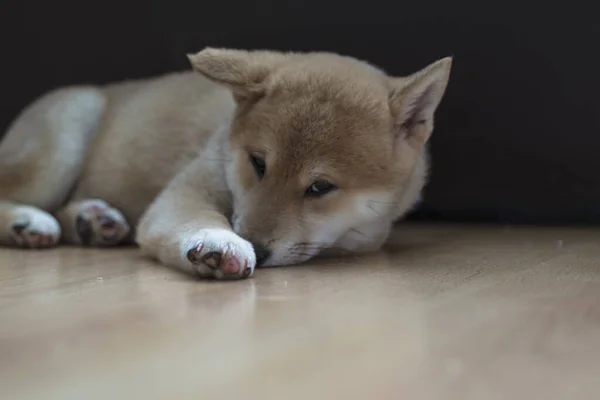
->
<box><xmin>2</xmin><ymin>0</ymin><xmax>599</xmax><ymax>224</ymax></box>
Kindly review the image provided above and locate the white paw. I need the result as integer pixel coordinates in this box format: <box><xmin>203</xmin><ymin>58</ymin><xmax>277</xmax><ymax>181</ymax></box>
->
<box><xmin>183</xmin><ymin>228</ymin><xmax>256</xmax><ymax>280</ymax></box>
<box><xmin>75</xmin><ymin>199</ymin><xmax>130</xmax><ymax>246</ymax></box>
<box><xmin>9</xmin><ymin>207</ymin><xmax>61</xmax><ymax>248</ymax></box>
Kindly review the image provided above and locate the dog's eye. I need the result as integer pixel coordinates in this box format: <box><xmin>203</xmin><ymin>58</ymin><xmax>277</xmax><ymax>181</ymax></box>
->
<box><xmin>305</xmin><ymin>180</ymin><xmax>337</xmax><ymax>197</ymax></box>
<box><xmin>250</xmin><ymin>155</ymin><xmax>266</xmax><ymax>179</ymax></box>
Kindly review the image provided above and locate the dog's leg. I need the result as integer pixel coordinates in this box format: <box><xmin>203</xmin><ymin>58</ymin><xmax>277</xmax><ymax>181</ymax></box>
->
<box><xmin>0</xmin><ymin>202</ymin><xmax>61</xmax><ymax>248</ymax></box>
<box><xmin>55</xmin><ymin>199</ymin><xmax>130</xmax><ymax>246</ymax></box>
<box><xmin>0</xmin><ymin>87</ymin><xmax>107</xmax><ymax>248</ymax></box>
<box><xmin>136</xmin><ymin>156</ymin><xmax>256</xmax><ymax>280</ymax></box>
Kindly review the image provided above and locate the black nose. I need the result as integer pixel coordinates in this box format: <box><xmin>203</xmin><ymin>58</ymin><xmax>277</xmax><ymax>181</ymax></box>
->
<box><xmin>252</xmin><ymin>242</ymin><xmax>271</xmax><ymax>265</ymax></box>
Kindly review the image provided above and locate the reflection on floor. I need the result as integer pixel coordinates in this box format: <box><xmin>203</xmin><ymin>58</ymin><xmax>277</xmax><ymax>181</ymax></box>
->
<box><xmin>1</xmin><ymin>224</ymin><xmax>600</xmax><ymax>399</ymax></box>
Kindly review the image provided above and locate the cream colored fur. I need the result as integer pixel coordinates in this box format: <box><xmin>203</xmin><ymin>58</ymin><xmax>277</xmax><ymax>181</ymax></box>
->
<box><xmin>0</xmin><ymin>48</ymin><xmax>451</xmax><ymax>280</ymax></box>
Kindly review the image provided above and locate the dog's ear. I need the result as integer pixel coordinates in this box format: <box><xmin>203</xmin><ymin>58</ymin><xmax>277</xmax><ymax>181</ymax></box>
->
<box><xmin>188</xmin><ymin>48</ymin><xmax>289</xmax><ymax>102</ymax></box>
<box><xmin>388</xmin><ymin>57</ymin><xmax>452</xmax><ymax>149</ymax></box>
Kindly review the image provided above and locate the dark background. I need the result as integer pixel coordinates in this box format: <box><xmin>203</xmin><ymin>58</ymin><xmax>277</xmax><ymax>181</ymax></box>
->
<box><xmin>2</xmin><ymin>1</ymin><xmax>599</xmax><ymax>225</ymax></box>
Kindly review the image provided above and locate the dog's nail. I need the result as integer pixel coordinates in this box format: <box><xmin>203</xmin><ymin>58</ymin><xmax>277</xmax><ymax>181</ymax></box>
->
<box><xmin>186</xmin><ymin>243</ymin><xmax>205</xmax><ymax>264</ymax></box>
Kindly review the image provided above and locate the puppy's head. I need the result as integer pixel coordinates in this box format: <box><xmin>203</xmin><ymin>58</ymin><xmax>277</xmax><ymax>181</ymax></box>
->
<box><xmin>189</xmin><ymin>48</ymin><xmax>451</xmax><ymax>266</ymax></box>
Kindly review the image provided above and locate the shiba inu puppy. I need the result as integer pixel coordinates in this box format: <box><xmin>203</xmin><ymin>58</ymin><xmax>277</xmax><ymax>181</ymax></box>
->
<box><xmin>0</xmin><ymin>48</ymin><xmax>451</xmax><ymax>280</ymax></box>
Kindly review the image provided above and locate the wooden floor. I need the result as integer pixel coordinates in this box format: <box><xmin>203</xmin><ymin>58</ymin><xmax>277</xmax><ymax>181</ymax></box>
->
<box><xmin>1</xmin><ymin>224</ymin><xmax>600</xmax><ymax>400</ymax></box>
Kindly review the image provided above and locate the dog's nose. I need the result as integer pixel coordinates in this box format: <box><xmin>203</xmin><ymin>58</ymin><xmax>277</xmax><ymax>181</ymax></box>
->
<box><xmin>251</xmin><ymin>242</ymin><xmax>271</xmax><ymax>265</ymax></box>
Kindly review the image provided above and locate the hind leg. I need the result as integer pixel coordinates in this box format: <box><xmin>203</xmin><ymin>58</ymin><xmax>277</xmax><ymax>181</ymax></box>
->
<box><xmin>0</xmin><ymin>86</ymin><xmax>107</xmax><ymax>249</ymax></box>
<box><xmin>0</xmin><ymin>202</ymin><xmax>61</xmax><ymax>248</ymax></box>
<box><xmin>55</xmin><ymin>199</ymin><xmax>130</xmax><ymax>246</ymax></box>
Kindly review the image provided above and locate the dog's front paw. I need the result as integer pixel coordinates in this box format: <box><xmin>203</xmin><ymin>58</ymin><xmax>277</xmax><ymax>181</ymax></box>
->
<box><xmin>185</xmin><ymin>229</ymin><xmax>256</xmax><ymax>280</ymax></box>
<box><xmin>9</xmin><ymin>207</ymin><xmax>61</xmax><ymax>249</ymax></box>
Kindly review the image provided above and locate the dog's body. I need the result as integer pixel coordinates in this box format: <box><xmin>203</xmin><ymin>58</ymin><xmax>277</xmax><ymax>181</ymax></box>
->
<box><xmin>0</xmin><ymin>49</ymin><xmax>451</xmax><ymax>280</ymax></box>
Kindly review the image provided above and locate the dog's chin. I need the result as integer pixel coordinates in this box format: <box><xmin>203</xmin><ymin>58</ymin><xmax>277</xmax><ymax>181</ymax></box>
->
<box><xmin>259</xmin><ymin>249</ymin><xmax>320</xmax><ymax>268</ymax></box>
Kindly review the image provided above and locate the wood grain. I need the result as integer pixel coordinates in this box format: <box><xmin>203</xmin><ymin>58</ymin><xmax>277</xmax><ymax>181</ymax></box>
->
<box><xmin>1</xmin><ymin>224</ymin><xmax>600</xmax><ymax>400</ymax></box>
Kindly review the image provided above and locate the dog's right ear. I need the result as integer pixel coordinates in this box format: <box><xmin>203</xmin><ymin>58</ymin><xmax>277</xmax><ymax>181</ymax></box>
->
<box><xmin>188</xmin><ymin>48</ymin><xmax>289</xmax><ymax>102</ymax></box>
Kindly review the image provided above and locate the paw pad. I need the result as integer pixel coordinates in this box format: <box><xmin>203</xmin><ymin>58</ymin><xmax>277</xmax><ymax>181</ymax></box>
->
<box><xmin>10</xmin><ymin>218</ymin><xmax>60</xmax><ymax>249</ymax></box>
<box><xmin>11</xmin><ymin>221</ymin><xmax>29</xmax><ymax>235</ymax></box>
<box><xmin>75</xmin><ymin>200</ymin><xmax>129</xmax><ymax>246</ymax></box>
<box><xmin>185</xmin><ymin>232</ymin><xmax>254</xmax><ymax>280</ymax></box>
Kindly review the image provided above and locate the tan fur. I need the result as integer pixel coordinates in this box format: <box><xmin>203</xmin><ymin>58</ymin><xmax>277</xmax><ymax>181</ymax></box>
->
<box><xmin>0</xmin><ymin>48</ymin><xmax>451</xmax><ymax>280</ymax></box>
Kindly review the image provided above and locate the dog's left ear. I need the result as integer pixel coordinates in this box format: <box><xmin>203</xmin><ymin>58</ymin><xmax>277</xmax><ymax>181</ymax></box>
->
<box><xmin>188</xmin><ymin>48</ymin><xmax>290</xmax><ymax>102</ymax></box>
<box><xmin>388</xmin><ymin>57</ymin><xmax>452</xmax><ymax>148</ymax></box>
